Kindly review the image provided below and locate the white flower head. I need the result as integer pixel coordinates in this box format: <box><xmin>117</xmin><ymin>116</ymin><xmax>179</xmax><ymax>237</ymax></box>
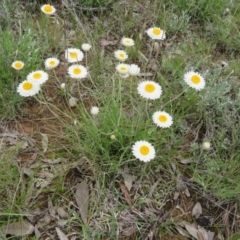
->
<box><xmin>184</xmin><ymin>71</ymin><xmax>205</xmax><ymax>90</ymax></box>
<box><xmin>90</xmin><ymin>106</ymin><xmax>99</xmax><ymax>115</ymax></box>
<box><xmin>27</xmin><ymin>70</ymin><xmax>49</xmax><ymax>85</ymax></box>
<box><xmin>202</xmin><ymin>141</ymin><xmax>211</xmax><ymax>150</ymax></box>
<box><xmin>132</xmin><ymin>140</ymin><xmax>156</xmax><ymax>162</ymax></box>
<box><xmin>17</xmin><ymin>80</ymin><xmax>41</xmax><ymax>97</ymax></box>
<box><xmin>82</xmin><ymin>43</ymin><xmax>91</xmax><ymax>52</ymax></box>
<box><xmin>116</xmin><ymin>63</ymin><xmax>129</xmax><ymax>74</ymax></box>
<box><xmin>65</xmin><ymin>48</ymin><xmax>84</xmax><ymax>63</ymax></box>
<box><xmin>137</xmin><ymin>80</ymin><xmax>162</xmax><ymax>100</ymax></box>
<box><xmin>45</xmin><ymin>57</ymin><xmax>60</xmax><ymax>69</ymax></box>
<box><xmin>152</xmin><ymin>111</ymin><xmax>173</xmax><ymax>128</ymax></box>
<box><xmin>11</xmin><ymin>61</ymin><xmax>24</xmax><ymax>70</ymax></box>
<box><xmin>60</xmin><ymin>83</ymin><xmax>66</xmax><ymax>89</ymax></box>
<box><xmin>146</xmin><ymin>27</ymin><xmax>166</xmax><ymax>40</ymax></box>
<box><xmin>121</xmin><ymin>37</ymin><xmax>135</xmax><ymax>47</ymax></box>
<box><xmin>128</xmin><ymin>64</ymin><xmax>140</xmax><ymax>76</ymax></box>
<box><xmin>41</xmin><ymin>4</ymin><xmax>56</xmax><ymax>15</ymax></box>
<box><xmin>114</xmin><ymin>50</ymin><xmax>128</xmax><ymax>61</ymax></box>
<box><xmin>68</xmin><ymin>64</ymin><xmax>88</xmax><ymax>79</ymax></box>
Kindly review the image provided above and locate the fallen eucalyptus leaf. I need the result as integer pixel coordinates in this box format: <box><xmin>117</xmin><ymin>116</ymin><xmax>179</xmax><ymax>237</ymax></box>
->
<box><xmin>1</xmin><ymin>221</ymin><xmax>34</xmax><ymax>236</ymax></box>
<box><xmin>192</xmin><ymin>202</ymin><xmax>202</xmax><ymax>218</ymax></box>
<box><xmin>56</xmin><ymin>227</ymin><xmax>69</xmax><ymax>240</ymax></box>
<box><xmin>185</xmin><ymin>223</ymin><xmax>199</xmax><ymax>239</ymax></box>
<box><xmin>40</xmin><ymin>133</ymin><xmax>48</xmax><ymax>153</ymax></box>
<box><xmin>75</xmin><ymin>181</ymin><xmax>89</xmax><ymax>224</ymax></box>
<box><xmin>122</xmin><ymin>173</ymin><xmax>133</xmax><ymax>192</ymax></box>
<box><xmin>147</xmin><ymin>58</ymin><xmax>158</xmax><ymax>72</ymax></box>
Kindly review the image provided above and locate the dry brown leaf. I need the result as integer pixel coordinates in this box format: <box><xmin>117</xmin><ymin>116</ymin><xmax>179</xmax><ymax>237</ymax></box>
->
<box><xmin>192</xmin><ymin>202</ymin><xmax>202</xmax><ymax>218</ymax></box>
<box><xmin>34</xmin><ymin>226</ymin><xmax>41</xmax><ymax>239</ymax></box>
<box><xmin>198</xmin><ymin>226</ymin><xmax>209</xmax><ymax>240</ymax></box>
<box><xmin>1</xmin><ymin>221</ymin><xmax>34</xmax><ymax>236</ymax></box>
<box><xmin>147</xmin><ymin>59</ymin><xmax>158</xmax><ymax>72</ymax></box>
<box><xmin>42</xmin><ymin>158</ymin><xmax>62</xmax><ymax>164</ymax></box>
<box><xmin>122</xmin><ymin>173</ymin><xmax>133</xmax><ymax>192</ymax></box>
<box><xmin>56</xmin><ymin>227</ymin><xmax>69</xmax><ymax>240</ymax></box>
<box><xmin>175</xmin><ymin>226</ymin><xmax>191</xmax><ymax>238</ymax></box>
<box><xmin>153</xmin><ymin>42</ymin><xmax>160</xmax><ymax>57</ymax></box>
<box><xmin>121</xmin><ymin>227</ymin><xmax>137</xmax><ymax>236</ymax></box>
<box><xmin>75</xmin><ymin>181</ymin><xmax>89</xmax><ymax>224</ymax></box>
<box><xmin>180</xmin><ymin>158</ymin><xmax>192</xmax><ymax>164</ymax></box>
<box><xmin>185</xmin><ymin>223</ymin><xmax>199</xmax><ymax>239</ymax></box>
<box><xmin>57</xmin><ymin>207</ymin><xmax>69</xmax><ymax>219</ymax></box>
<box><xmin>139</xmin><ymin>73</ymin><xmax>153</xmax><ymax>77</ymax></box>
<box><xmin>99</xmin><ymin>39</ymin><xmax>118</xmax><ymax>46</ymax></box>
<box><xmin>207</xmin><ymin>231</ymin><xmax>215</xmax><ymax>240</ymax></box>
<box><xmin>197</xmin><ymin>231</ymin><xmax>205</xmax><ymax>240</ymax></box>
<box><xmin>40</xmin><ymin>133</ymin><xmax>48</xmax><ymax>153</ymax></box>
<box><xmin>184</xmin><ymin>187</ymin><xmax>191</xmax><ymax>197</ymax></box>
<box><xmin>119</xmin><ymin>182</ymin><xmax>132</xmax><ymax>206</ymax></box>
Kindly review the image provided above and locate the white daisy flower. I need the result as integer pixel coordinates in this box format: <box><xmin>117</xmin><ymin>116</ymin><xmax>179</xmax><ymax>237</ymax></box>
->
<box><xmin>132</xmin><ymin>140</ymin><xmax>156</xmax><ymax>162</ymax></box>
<box><xmin>82</xmin><ymin>43</ymin><xmax>91</xmax><ymax>52</ymax></box>
<box><xmin>60</xmin><ymin>83</ymin><xmax>66</xmax><ymax>89</ymax></box>
<box><xmin>17</xmin><ymin>80</ymin><xmax>41</xmax><ymax>97</ymax></box>
<box><xmin>40</xmin><ymin>4</ymin><xmax>56</xmax><ymax>15</ymax></box>
<box><xmin>114</xmin><ymin>50</ymin><xmax>128</xmax><ymax>61</ymax></box>
<box><xmin>11</xmin><ymin>61</ymin><xmax>24</xmax><ymax>70</ymax></box>
<box><xmin>128</xmin><ymin>64</ymin><xmax>140</xmax><ymax>76</ymax></box>
<box><xmin>90</xmin><ymin>106</ymin><xmax>99</xmax><ymax>115</ymax></box>
<box><xmin>121</xmin><ymin>37</ymin><xmax>135</xmax><ymax>47</ymax></box>
<box><xmin>116</xmin><ymin>63</ymin><xmax>129</xmax><ymax>74</ymax></box>
<box><xmin>146</xmin><ymin>27</ymin><xmax>166</xmax><ymax>40</ymax></box>
<box><xmin>44</xmin><ymin>57</ymin><xmax>60</xmax><ymax>69</ymax></box>
<box><xmin>184</xmin><ymin>71</ymin><xmax>205</xmax><ymax>90</ymax></box>
<box><xmin>68</xmin><ymin>64</ymin><xmax>88</xmax><ymax>79</ymax></box>
<box><xmin>65</xmin><ymin>48</ymin><xmax>84</xmax><ymax>63</ymax></box>
<box><xmin>137</xmin><ymin>80</ymin><xmax>162</xmax><ymax>100</ymax></box>
<box><xmin>152</xmin><ymin>111</ymin><xmax>173</xmax><ymax>128</ymax></box>
<box><xmin>27</xmin><ymin>70</ymin><xmax>49</xmax><ymax>85</ymax></box>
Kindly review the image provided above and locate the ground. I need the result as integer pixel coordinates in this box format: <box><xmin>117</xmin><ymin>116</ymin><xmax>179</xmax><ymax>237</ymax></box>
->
<box><xmin>0</xmin><ymin>0</ymin><xmax>240</xmax><ymax>239</ymax></box>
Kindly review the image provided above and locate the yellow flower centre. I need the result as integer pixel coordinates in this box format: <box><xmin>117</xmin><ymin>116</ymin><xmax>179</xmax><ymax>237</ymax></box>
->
<box><xmin>120</xmin><ymin>67</ymin><xmax>127</xmax><ymax>71</ymax></box>
<box><xmin>33</xmin><ymin>73</ymin><xmax>42</xmax><ymax>79</ymax></box>
<box><xmin>44</xmin><ymin>5</ymin><xmax>53</xmax><ymax>13</ymax></box>
<box><xmin>159</xmin><ymin>115</ymin><xmax>167</xmax><ymax>122</ymax></box>
<box><xmin>73</xmin><ymin>68</ymin><xmax>81</xmax><ymax>74</ymax></box>
<box><xmin>153</xmin><ymin>28</ymin><xmax>161</xmax><ymax>35</ymax></box>
<box><xmin>191</xmin><ymin>75</ymin><xmax>201</xmax><ymax>84</ymax></box>
<box><xmin>140</xmin><ymin>145</ymin><xmax>150</xmax><ymax>155</ymax></box>
<box><xmin>69</xmin><ymin>52</ymin><xmax>78</xmax><ymax>59</ymax></box>
<box><xmin>49</xmin><ymin>60</ymin><xmax>56</xmax><ymax>66</ymax></box>
<box><xmin>145</xmin><ymin>83</ymin><xmax>155</xmax><ymax>93</ymax></box>
<box><xmin>125</xmin><ymin>40</ymin><xmax>130</xmax><ymax>43</ymax></box>
<box><xmin>14</xmin><ymin>62</ymin><xmax>23</xmax><ymax>69</ymax></box>
<box><xmin>23</xmin><ymin>82</ymin><xmax>33</xmax><ymax>90</ymax></box>
<box><xmin>119</xmin><ymin>53</ymin><xmax>125</xmax><ymax>58</ymax></box>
